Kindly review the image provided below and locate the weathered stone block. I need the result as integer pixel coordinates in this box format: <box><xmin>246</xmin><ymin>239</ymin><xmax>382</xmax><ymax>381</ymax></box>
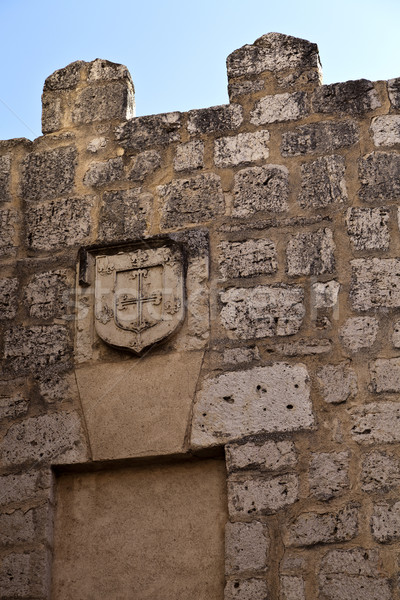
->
<box><xmin>286</xmin><ymin>228</ymin><xmax>335</xmax><ymax>276</ymax></box>
<box><xmin>250</xmin><ymin>92</ymin><xmax>307</xmax><ymax>125</ymax></box>
<box><xmin>316</xmin><ymin>363</ymin><xmax>357</xmax><ymax>404</ymax></box>
<box><xmin>37</xmin><ymin>370</ymin><xmax>78</xmax><ymax>404</ymax></box>
<box><xmin>4</xmin><ymin>325</ymin><xmax>70</xmax><ymax>374</ymax></box>
<box><xmin>0</xmin><ymin>394</ymin><xmax>28</xmax><ymax>420</ymax></box>
<box><xmin>371</xmin><ymin>502</ymin><xmax>400</xmax><ymax>542</ymax></box>
<box><xmin>115</xmin><ymin>112</ymin><xmax>182</xmax><ymax>150</ymax></box>
<box><xmin>128</xmin><ymin>149</ymin><xmax>161</xmax><ymax>180</ymax></box>
<box><xmin>218</xmin><ymin>239</ymin><xmax>277</xmax><ymax>280</ymax></box>
<box><xmin>220</xmin><ymin>285</ymin><xmax>305</xmax><ymax>339</ymax></box>
<box><xmin>392</xmin><ymin>320</ymin><xmax>400</xmax><ymax>348</ymax></box>
<box><xmin>0</xmin><ymin>208</ymin><xmax>18</xmax><ymax>257</ymax></box>
<box><xmin>351</xmin><ymin>402</ymin><xmax>400</xmax><ymax>444</ymax></box>
<box><xmin>228</xmin><ymin>78</ymin><xmax>265</xmax><ymax>100</ymax></box>
<box><xmin>0</xmin><ymin>470</ymin><xmax>52</xmax><ymax>506</ymax></box>
<box><xmin>0</xmin><ymin>277</ymin><xmax>18</xmax><ymax>320</ymax></box>
<box><xmin>72</xmin><ymin>81</ymin><xmax>134</xmax><ymax>124</ymax></box>
<box><xmin>0</xmin><ymin>154</ymin><xmax>11</xmax><ymax>202</ymax></box>
<box><xmin>225</xmin><ymin>440</ymin><xmax>297</xmax><ymax>473</ymax></box>
<box><xmin>359</xmin><ymin>152</ymin><xmax>400</xmax><ymax>203</ymax></box>
<box><xmin>350</xmin><ymin>258</ymin><xmax>400</xmax><ymax>310</ymax></box>
<box><xmin>43</xmin><ymin>60</ymin><xmax>85</xmax><ymax>91</ymax></box>
<box><xmin>0</xmin><ymin>548</ymin><xmax>51</xmax><ymax>598</ymax></box>
<box><xmin>223</xmin><ymin>347</ymin><xmax>260</xmax><ymax>365</ymax></box>
<box><xmin>388</xmin><ymin>77</ymin><xmax>400</xmax><ymax>109</ymax></box>
<box><xmin>0</xmin><ymin>506</ymin><xmax>50</xmax><ymax>547</ymax></box>
<box><xmin>370</xmin><ymin>358</ymin><xmax>400</xmax><ymax>393</ymax></box>
<box><xmin>339</xmin><ymin>316</ymin><xmax>379</xmax><ymax>352</ymax></box>
<box><xmin>371</xmin><ymin>115</ymin><xmax>400</xmax><ymax>146</ymax></box>
<box><xmin>98</xmin><ymin>188</ymin><xmax>151</xmax><ymax>241</ymax></box>
<box><xmin>191</xmin><ymin>363</ymin><xmax>314</xmax><ymax>448</ymax></box>
<box><xmin>346</xmin><ymin>207</ymin><xmax>390</xmax><ymax>251</ymax></box>
<box><xmin>26</xmin><ymin>195</ymin><xmax>94</xmax><ymax>250</ymax></box>
<box><xmin>280</xmin><ymin>575</ymin><xmax>305</xmax><ymax>600</ymax></box>
<box><xmin>312</xmin><ymin>80</ymin><xmax>380</xmax><ymax>115</ymax></box>
<box><xmin>298</xmin><ymin>155</ymin><xmax>347</xmax><ymax>209</ymax></box>
<box><xmin>25</xmin><ymin>270</ymin><xmax>69</xmax><ymax>320</ymax></box>
<box><xmin>158</xmin><ymin>173</ymin><xmax>224</xmax><ymax>229</ymax></box>
<box><xmin>281</xmin><ymin>120</ymin><xmax>359</xmax><ymax>156</ymax></box>
<box><xmin>228</xmin><ymin>474</ymin><xmax>299</xmax><ymax>516</ymax></box>
<box><xmin>174</xmin><ymin>140</ymin><xmax>204</xmax><ymax>171</ymax></box>
<box><xmin>311</xmin><ymin>280</ymin><xmax>340</xmax><ymax>309</ymax></box>
<box><xmin>309</xmin><ymin>451</ymin><xmax>350</xmax><ymax>501</ymax></box>
<box><xmin>87</xmin><ymin>58</ymin><xmax>133</xmax><ymax>83</ymax></box>
<box><xmin>83</xmin><ymin>156</ymin><xmax>124</xmax><ymax>187</ymax></box>
<box><xmin>214</xmin><ymin>131</ymin><xmax>270</xmax><ymax>168</ymax></box>
<box><xmin>285</xmin><ymin>504</ymin><xmax>359</xmax><ymax>547</ymax></box>
<box><xmin>21</xmin><ymin>146</ymin><xmax>77</xmax><ymax>202</ymax></box>
<box><xmin>232</xmin><ymin>165</ymin><xmax>289</xmax><ymax>217</ymax></box>
<box><xmin>276</xmin><ymin>339</ymin><xmax>332</xmax><ymax>356</ymax></box>
<box><xmin>87</xmin><ymin>136</ymin><xmax>108</xmax><ymax>153</ymax></box>
<box><xmin>361</xmin><ymin>451</ymin><xmax>400</xmax><ymax>493</ymax></box>
<box><xmin>187</xmin><ymin>104</ymin><xmax>243</xmax><ymax>135</ymax></box>
<box><xmin>224</xmin><ymin>578</ymin><xmax>268</xmax><ymax>600</ymax></box>
<box><xmin>225</xmin><ymin>521</ymin><xmax>269</xmax><ymax>573</ymax></box>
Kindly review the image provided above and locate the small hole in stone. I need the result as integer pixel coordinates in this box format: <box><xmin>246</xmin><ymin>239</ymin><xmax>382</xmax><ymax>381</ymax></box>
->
<box><xmin>223</xmin><ymin>395</ymin><xmax>234</xmax><ymax>404</ymax></box>
<box><xmin>294</xmin><ymin>384</ymin><xmax>299</xmax><ymax>388</ymax></box>
<box><xmin>234</xmin><ymin>583</ymin><xmax>240</xmax><ymax>589</ymax></box>
<box><xmin>202</xmin><ymin>413</ymin><xmax>207</xmax><ymax>417</ymax></box>
<box><xmin>286</xmin><ymin>404</ymin><xmax>294</xmax><ymax>410</ymax></box>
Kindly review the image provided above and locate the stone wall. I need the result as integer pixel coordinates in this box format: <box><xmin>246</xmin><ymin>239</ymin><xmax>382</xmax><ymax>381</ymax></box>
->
<box><xmin>1</xmin><ymin>32</ymin><xmax>400</xmax><ymax>599</ymax></box>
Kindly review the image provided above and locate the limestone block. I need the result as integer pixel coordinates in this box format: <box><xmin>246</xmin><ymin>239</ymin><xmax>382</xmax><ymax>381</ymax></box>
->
<box><xmin>309</xmin><ymin>451</ymin><xmax>350</xmax><ymax>501</ymax></box>
<box><xmin>351</xmin><ymin>402</ymin><xmax>400</xmax><ymax>444</ymax></box>
<box><xmin>0</xmin><ymin>208</ymin><xmax>18</xmax><ymax>257</ymax></box>
<box><xmin>350</xmin><ymin>258</ymin><xmax>400</xmax><ymax>310</ymax></box>
<box><xmin>115</xmin><ymin>112</ymin><xmax>182</xmax><ymax>150</ymax></box>
<box><xmin>0</xmin><ymin>548</ymin><xmax>51</xmax><ymax>598</ymax></box>
<box><xmin>128</xmin><ymin>149</ymin><xmax>161</xmax><ymax>180</ymax></box>
<box><xmin>224</xmin><ymin>578</ymin><xmax>268</xmax><ymax>600</ymax></box>
<box><xmin>280</xmin><ymin>575</ymin><xmax>305</xmax><ymax>600</ymax></box>
<box><xmin>346</xmin><ymin>207</ymin><xmax>390</xmax><ymax>251</ymax></box>
<box><xmin>26</xmin><ymin>195</ymin><xmax>94</xmax><ymax>250</ymax></box>
<box><xmin>228</xmin><ymin>78</ymin><xmax>265</xmax><ymax>100</ymax></box>
<box><xmin>87</xmin><ymin>136</ymin><xmax>107</xmax><ymax>153</ymax></box>
<box><xmin>21</xmin><ymin>146</ymin><xmax>77</xmax><ymax>202</ymax></box>
<box><xmin>312</xmin><ymin>80</ymin><xmax>380</xmax><ymax>115</ymax></box>
<box><xmin>174</xmin><ymin>140</ymin><xmax>204</xmax><ymax>171</ymax></box>
<box><xmin>0</xmin><ymin>154</ymin><xmax>11</xmax><ymax>202</ymax></box>
<box><xmin>316</xmin><ymin>363</ymin><xmax>357</xmax><ymax>404</ymax></box>
<box><xmin>43</xmin><ymin>60</ymin><xmax>85</xmax><ymax>91</ymax></box>
<box><xmin>191</xmin><ymin>363</ymin><xmax>314</xmax><ymax>448</ymax></box>
<box><xmin>301</xmin><ymin>160</ymin><xmax>347</xmax><ymax>215</ymax></box>
<box><xmin>187</xmin><ymin>104</ymin><xmax>243</xmax><ymax>135</ymax></box>
<box><xmin>0</xmin><ymin>277</ymin><xmax>18</xmax><ymax>320</ymax></box>
<box><xmin>0</xmin><ymin>470</ymin><xmax>52</xmax><ymax>506</ymax></box>
<box><xmin>250</xmin><ymin>92</ymin><xmax>307</xmax><ymax>125</ymax></box>
<box><xmin>228</xmin><ymin>474</ymin><xmax>299</xmax><ymax>516</ymax></box>
<box><xmin>0</xmin><ymin>506</ymin><xmax>50</xmax><ymax>547</ymax></box>
<box><xmin>214</xmin><ymin>131</ymin><xmax>270</xmax><ymax>168</ymax></box>
<box><xmin>371</xmin><ymin>502</ymin><xmax>400</xmax><ymax>542</ymax></box>
<box><xmin>339</xmin><ymin>316</ymin><xmax>379</xmax><ymax>352</ymax></box>
<box><xmin>276</xmin><ymin>339</ymin><xmax>332</xmax><ymax>356</ymax></box>
<box><xmin>392</xmin><ymin>320</ymin><xmax>400</xmax><ymax>348</ymax></box>
<box><xmin>388</xmin><ymin>77</ymin><xmax>400</xmax><ymax>109</ymax></box>
<box><xmin>280</xmin><ymin>554</ymin><xmax>306</xmax><ymax>573</ymax></box>
<box><xmin>87</xmin><ymin>58</ymin><xmax>132</xmax><ymax>82</ymax></box>
<box><xmin>158</xmin><ymin>173</ymin><xmax>224</xmax><ymax>229</ymax></box>
<box><xmin>358</xmin><ymin>152</ymin><xmax>400</xmax><ymax>203</ymax></box>
<box><xmin>0</xmin><ymin>394</ymin><xmax>28</xmax><ymax>420</ymax></box>
<box><xmin>225</xmin><ymin>521</ymin><xmax>269</xmax><ymax>573</ymax></box>
<box><xmin>225</xmin><ymin>440</ymin><xmax>297</xmax><ymax>473</ymax></box>
<box><xmin>361</xmin><ymin>451</ymin><xmax>400</xmax><ymax>493</ymax></box>
<box><xmin>4</xmin><ymin>325</ymin><xmax>70</xmax><ymax>374</ymax></box>
<box><xmin>72</xmin><ymin>81</ymin><xmax>134</xmax><ymax>124</ymax></box>
<box><xmin>370</xmin><ymin>115</ymin><xmax>400</xmax><ymax>146</ymax></box>
<box><xmin>370</xmin><ymin>358</ymin><xmax>400</xmax><ymax>393</ymax></box>
<box><xmin>284</xmin><ymin>504</ymin><xmax>359</xmax><ymax>547</ymax></box>
<box><xmin>232</xmin><ymin>164</ymin><xmax>289</xmax><ymax>217</ymax></box>
<box><xmin>1</xmin><ymin>411</ymin><xmax>88</xmax><ymax>466</ymax></box>
<box><xmin>41</xmin><ymin>95</ymin><xmax>62</xmax><ymax>133</ymax></box>
<box><xmin>223</xmin><ymin>347</ymin><xmax>260</xmax><ymax>365</ymax></box>
<box><xmin>218</xmin><ymin>239</ymin><xmax>277</xmax><ymax>280</ymax></box>
<box><xmin>98</xmin><ymin>188</ymin><xmax>151</xmax><ymax>242</ymax></box>
<box><xmin>83</xmin><ymin>156</ymin><xmax>124</xmax><ymax>187</ymax></box>
<box><xmin>286</xmin><ymin>228</ymin><xmax>335</xmax><ymax>276</ymax></box>
<box><xmin>311</xmin><ymin>280</ymin><xmax>340</xmax><ymax>308</ymax></box>
<box><xmin>281</xmin><ymin>120</ymin><xmax>359</xmax><ymax>156</ymax></box>
<box><xmin>25</xmin><ymin>270</ymin><xmax>69</xmax><ymax>320</ymax></box>
<box><xmin>37</xmin><ymin>370</ymin><xmax>79</xmax><ymax>404</ymax></box>
<box><xmin>220</xmin><ymin>285</ymin><xmax>305</xmax><ymax>339</ymax></box>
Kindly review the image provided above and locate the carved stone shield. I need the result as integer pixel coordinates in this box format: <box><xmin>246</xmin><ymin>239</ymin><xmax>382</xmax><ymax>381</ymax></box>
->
<box><xmin>94</xmin><ymin>244</ymin><xmax>185</xmax><ymax>353</ymax></box>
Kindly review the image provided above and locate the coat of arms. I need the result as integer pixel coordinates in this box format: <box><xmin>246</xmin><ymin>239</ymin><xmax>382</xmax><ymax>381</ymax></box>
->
<box><xmin>94</xmin><ymin>244</ymin><xmax>185</xmax><ymax>353</ymax></box>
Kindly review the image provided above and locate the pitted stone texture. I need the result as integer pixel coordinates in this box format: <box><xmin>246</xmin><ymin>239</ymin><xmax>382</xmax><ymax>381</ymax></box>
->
<box><xmin>21</xmin><ymin>146</ymin><xmax>77</xmax><ymax>202</ymax></box>
<box><xmin>276</xmin><ymin>339</ymin><xmax>332</xmax><ymax>356</ymax></box>
<box><xmin>228</xmin><ymin>475</ymin><xmax>299</xmax><ymax>517</ymax></box>
<box><xmin>37</xmin><ymin>370</ymin><xmax>78</xmax><ymax>404</ymax></box>
<box><xmin>225</xmin><ymin>578</ymin><xmax>268</xmax><ymax>600</ymax></box>
<box><xmin>346</xmin><ymin>207</ymin><xmax>390</xmax><ymax>251</ymax></box>
<box><xmin>0</xmin><ymin>470</ymin><xmax>52</xmax><ymax>506</ymax></box>
<box><xmin>187</xmin><ymin>104</ymin><xmax>243</xmax><ymax>135</ymax></box>
<box><xmin>312</xmin><ymin>80</ymin><xmax>381</xmax><ymax>115</ymax></box>
<box><xmin>281</xmin><ymin>120</ymin><xmax>359</xmax><ymax>156</ymax></box>
<box><xmin>316</xmin><ymin>363</ymin><xmax>357</xmax><ymax>404</ymax></box>
<box><xmin>370</xmin><ymin>358</ymin><xmax>400</xmax><ymax>393</ymax></box>
<box><xmin>392</xmin><ymin>321</ymin><xmax>400</xmax><ymax>348</ymax></box>
<box><xmin>25</xmin><ymin>270</ymin><xmax>69</xmax><ymax>320</ymax></box>
<box><xmin>286</xmin><ymin>228</ymin><xmax>335</xmax><ymax>276</ymax></box>
<box><xmin>309</xmin><ymin>451</ymin><xmax>350</xmax><ymax>501</ymax></box>
<box><xmin>225</xmin><ymin>521</ymin><xmax>269</xmax><ymax>573</ymax></box>
<box><xmin>158</xmin><ymin>173</ymin><xmax>224</xmax><ymax>229</ymax></box>
<box><xmin>87</xmin><ymin>59</ymin><xmax>133</xmax><ymax>83</ymax></box>
<box><xmin>351</xmin><ymin>402</ymin><xmax>400</xmax><ymax>444</ymax></box>
<box><xmin>371</xmin><ymin>115</ymin><xmax>400</xmax><ymax>147</ymax></box>
<box><xmin>232</xmin><ymin>164</ymin><xmax>289</xmax><ymax>217</ymax></box>
<box><xmin>339</xmin><ymin>316</ymin><xmax>379</xmax><ymax>352</ymax></box>
<box><xmin>214</xmin><ymin>131</ymin><xmax>270</xmax><ymax>168</ymax></box>
<box><xmin>174</xmin><ymin>141</ymin><xmax>204</xmax><ymax>171</ymax></box>
<box><xmin>72</xmin><ymin>81</ymin><xmax>134</xmax><ymax>124</ymax></box>
<box><xmin>83</xmin><ymin>156</ymin><xmax>124</xmax><ymax>187</ymax></box>
<box><xmin>115</xmin><ymin>112</ymin><xmax>182</xmax><ymax>150</ymax></box>
<box><xmin>371</xmin><ymin>502</ymin><xmax>400</xmax><ymax>542</ymax></box>
<box><xmin>228</xmin><ymin>78</ymin><xmax>265</xmax><ymax>100</ymax></box>
<box><xmin>388</xmin><ymin>78</ymin><xmax>400</xmax><ymax>109</ymax></box>
<box><xmin>280</xmin><ymin>576</ymin><xmax>305</xmax><ymax>600</ymax></box>
<box><xmin>0</xmin><ymin>208</ymin><xmax>18</xmax><ymax>257</ymax></box>
<box><xmin>0</xmin><ymin>277</ymin><xmax>18</xmax><ymax>320</ymax></box>
<box><xmin>361</xmin><ymin>451</ymin><xmax>400</xmax><ymax>493</ymax></box>
<box><xmin>225</xmin><ymin>440</ymin><xmax>297</xmax><ymax>473</ymax></box>
<box><xmin>299</xmin><ymin>155</ymin><xmax>347</xmax><ymax>209</ymax></box>
<box><xmin>250</xmin><ymin>92</ymin><xmax>307</xmax><ymax>125</ymax></box>
<box><xmin>128</xmin><ymin>149</ymin><xmax>161</xmax><ymax>181</ymax></box>
<box><xmin>98</xmin><ymin>188</ymin><xmax>151</xmax><ymax>241</ymax></box>
<box><xmin>350</xmin><ymin>258</ymin><xmax>400</xmax><ymax>310</ymax></box>
<box><xmin>0</xmin><ymin>154</ymin><xmax>11</xmax><ymax>202</ymax></box>
<box><xmin>42</xmin><ymin>95</ymin><xmax>62</xmax><ymax>133</ymax></box>
<box><xmin>285</xmin><ymin>504</ymin><xmax>359</xmax><ymax>547</ymax></box>
<box><xmin>191</xmin><ymin>363</ymin><xmax>313</xmax><ymax>448</ymax></box>
<box><xmin>43</xmin><ymin>60</ymin><xmax>85</xmax><ymax>91</ymax></box>
<box><xmin>0</xmin><ymin>548</ymin><xmax>51</xmax><ymax>598</ymax></box>
<box><xmin>312</xmin><ymin>280</ymin><xmax>340</xmax><ymax>309</ymax></box>
<box><xmin>87</xmin><ymin>136</ymin><xmax>107</xmax><ymax>153</ymax></box>
<box><xmin>26</xmin><ymin>195</ymin><xmax>94</xmax><ymax>250</ymax></box>
<box><xmin>0</xmin><ymin>506</ymin><xmax>50</xmax><ymax>547</ymax></box>
<box><xmin>218</xmin><ymin>239</ymin><xmax>277</xmax><ymax>280</ymax></box>
<box><xmin>220</xmin><ymin>285</ymin><xmax>305</xmax><ymax>339</ymax></box>
<box><xmin>226</xmin><ymin>33</ymin><xmax>320</xmax><ymax>78</ymax></box>
<box><xmin>223</xmin><ymin>347</ymin><xmax>260</xmax><ymax>365</ymax></box>
<box><xmin>0</xmin><ymin>394</ymin><xmax>28</xmax><ymax>420</ymax></box>
<box><xmin>359</xmin><ymin>152</ymin><xmax>400</xmax><ymax>203</ymax></box>
<box><xmin>4</xmin><ymin>325</ymin><xmax>70</xmax><ymax>374</ymax></box>
<box><xmin>1</xmin><ymin>411</ymin><xmax>88</xmax><ymax>466</ymax></box>
<box><xmin>280</xmin><ymin>554</ymin><xmax>306</xmax><ymax>574</ymax></box>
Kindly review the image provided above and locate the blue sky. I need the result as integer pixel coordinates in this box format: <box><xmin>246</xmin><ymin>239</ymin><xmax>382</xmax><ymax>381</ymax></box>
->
<box><xmin>0</xmin><ymin>0</ymin><xmax>399</xmax><ymax>141</ymax></box>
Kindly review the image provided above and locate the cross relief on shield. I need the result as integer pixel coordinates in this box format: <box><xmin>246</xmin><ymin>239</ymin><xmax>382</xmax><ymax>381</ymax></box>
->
<box><xmin>94</xmin><ymin>244</ymin><xmax>185</xmax><ymax>353</ymax></box>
